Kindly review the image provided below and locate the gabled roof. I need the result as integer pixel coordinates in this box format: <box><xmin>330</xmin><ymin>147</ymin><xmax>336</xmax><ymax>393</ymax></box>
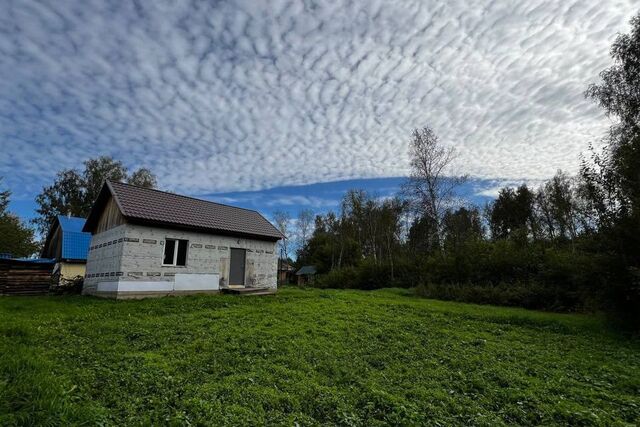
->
<box><xmin>83</xmin><ymin>181</ymin><xmax>283</xmax><ymax>241</ymax></box>
<box><xmin>296</xmin><ymin>265</ymin><xmax>317</xmax><ymax>275</ymax></box>
<box><xmin>42</xmin><ymin>216</ymin><xmax>91</xmax><ymax>261</ymax></box>
<box><xmin>58</xmin><ymin>215</ymin><xmax>87</xmax><ymax>233</ymax></box>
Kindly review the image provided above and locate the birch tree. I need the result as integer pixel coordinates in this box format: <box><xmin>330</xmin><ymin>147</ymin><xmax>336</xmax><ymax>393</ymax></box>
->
<box><xmin>403</xmin><ymin>127</ymin><xmax>466</xmax><ymax>250</ymax></box>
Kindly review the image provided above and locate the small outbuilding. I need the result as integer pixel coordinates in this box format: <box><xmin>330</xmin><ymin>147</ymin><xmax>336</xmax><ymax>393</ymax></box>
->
<box><xmin>277</xmin><ymin>259</ymin><xmax>296</xmax><ymax>284</ymax></box>
<box><xmin>41</xmin><ymin>215</ymin><xmax>91</xmax><ymax>285</ymax></box>
<box><xmin>296</xmin><ymin>265</ymin><xmax>317</xmax><ymax>286</ymax></box>
<box><xmin>82</xmin><ymin>181</ymin><xmax>283</xmax><ymax>299</ymax></box>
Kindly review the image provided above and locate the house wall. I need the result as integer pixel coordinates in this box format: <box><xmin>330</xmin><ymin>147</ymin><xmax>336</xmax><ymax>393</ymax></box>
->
<box><xmin>60</xmin><ymin>262</ymin><xmax>86</xmax><ymax>281</ymax></box>
<box><xmin>83</xmin><ymin>223</ymin><xmax>278</xmax><ymax>298</ymax></box>
<box><xmin>83</xmin><ymin>224</ymin><xmax>126</xmax><ymax>294</ymax></box>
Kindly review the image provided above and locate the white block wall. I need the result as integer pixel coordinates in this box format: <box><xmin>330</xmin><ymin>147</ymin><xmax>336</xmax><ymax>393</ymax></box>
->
<box><xmin>84</xmin><ymin>223</ymin><xmax>278</xmax><ymax>296</ymax></box>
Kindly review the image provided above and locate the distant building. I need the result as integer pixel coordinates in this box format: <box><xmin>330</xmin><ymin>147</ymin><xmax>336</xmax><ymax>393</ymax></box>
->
<box><xmin>296</xmin><ymin>265</ymin><xmax>317</xmax><ymax>286</ymax></box>
<box><xmin>277</xmin><ymin>259</ymin><xmax>296</xmax><ymax>284</ymax></box>
<box><xmin>41</xmin><ymin>215</ymin><xmax>91</xmax><ymax>284</ymax></box>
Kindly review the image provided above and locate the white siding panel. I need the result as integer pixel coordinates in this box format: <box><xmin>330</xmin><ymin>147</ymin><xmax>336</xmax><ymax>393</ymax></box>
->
<box><xmin>174</xmin><ymin>273</ymin><xmax>219</xmax><ymax>291</ymax></box>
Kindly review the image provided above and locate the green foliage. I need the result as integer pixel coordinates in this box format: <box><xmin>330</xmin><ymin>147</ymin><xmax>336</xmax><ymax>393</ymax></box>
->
<box><xmin>0</xmin><ymin>214</ymin><xmax>39</xmax><ymax>258</ymax></box>
<box><xmin>0</xmin><ymin>179</ymin><xmax>39</xmax><ymax>257</ymax></box>
<box><xmin>33</xmin><ymin>156</ymin><xmax>157</xmax><ymax>235</ymax></box>
<box><xmin>298</xmin><ymin>191</ymin><xmax>405</xmax><ymax>273</ymax></box>
<box><xmin>415</xmin><ymin>282</ymin><xmax>568</xmax><ymax>311</ymax></box>
<box><xmin>1</xmin><ymin>289</ymin><xmax>638</xmax><ymax>425</ymax></box>
<box><xmin>580</xmin><ymin>12</ymin><xmax>640</xmax><ymax>330</ymax></box>
<box><xmin>489</xmin><ymin>185</ymin><xmax>537</xmax><ymax>242</ymax></box>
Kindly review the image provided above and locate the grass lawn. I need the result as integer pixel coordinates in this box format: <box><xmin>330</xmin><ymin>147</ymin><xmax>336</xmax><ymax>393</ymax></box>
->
<box><xmin>1</xmin><ymin>288</ymin><xmax>639</xmax><ymax>426</ymax></box>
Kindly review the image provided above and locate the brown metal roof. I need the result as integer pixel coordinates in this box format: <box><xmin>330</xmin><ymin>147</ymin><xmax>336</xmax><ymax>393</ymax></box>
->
<box><xmin>83</xmin><ymin>181</ymin><xmax>283</xmax><ymax>241</ymax></box>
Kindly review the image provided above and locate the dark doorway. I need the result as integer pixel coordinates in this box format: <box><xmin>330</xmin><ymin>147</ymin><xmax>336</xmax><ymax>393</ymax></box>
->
<box><xmin>229</xmin><ymin>248</ymin><xmax>246</xmax><ymax>286</ymax></box>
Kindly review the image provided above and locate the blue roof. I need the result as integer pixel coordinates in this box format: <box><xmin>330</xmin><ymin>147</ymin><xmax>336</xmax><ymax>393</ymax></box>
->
<box><xmin>13</xmin><ymin>257</ymin><xmax>56</xmax><ymax>264</ymax></box>
<box><xmin>57</xmin><ymin>216</ymin><xmax>91</xmax><ymax>260</ymax></box>
<box><xmin>58</xmin><ymin>216</ymin><xmax>88</xmax><ymax>233</ymax></box>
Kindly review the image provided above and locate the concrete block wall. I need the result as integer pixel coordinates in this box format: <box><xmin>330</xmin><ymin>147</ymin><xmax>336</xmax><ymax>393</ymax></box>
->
<box><xmin>84</xmin><ymin>223</ymin><xmax>278</xmax><ymax>292</ymax></box>
<box><xmin>83</xmin><ymin>224</ymin><xmax>126</xmax><ymax>293</ymax></box>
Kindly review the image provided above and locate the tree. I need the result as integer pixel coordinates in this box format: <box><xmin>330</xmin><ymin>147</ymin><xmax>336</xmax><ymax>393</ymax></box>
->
<box><xmin>296</xmin><ymin>209</ymin><xmax>314</xmax><ymax>255</ymax></box>
<box><xmin>33</xmin><ymin>156</ymin><xmax>157</xmax><ymax>235</ymax></box>
<box><xmin>128</xmin><ymin>168</ymin><xmax>157</xmax><ymax>188</ymax></box>
<box><xmin>581</xmin><ymin>12</ymin><xmax>640</xmax><ymax>326</ymax></box>
<box><xmin>442</xmin><ymin>207</ymin><xmax>484</xmax><ymax>253</ymax></box>
<box><xmin>272</xmin><ymin>210</ymin><xmax>292</xmax><ymax>262</ymax></box>
<box><xmin>408</xmin><ymin>214</ymin><xmax>439</xmax><ymax>254</ymax></box>
<box><xmin>403</xmin><ymin>127</ymin><xmax>466</xmax><ymax>250</ymax></box>
<box><xmin>297</xmin><ymin>191</ymin><xmax>405</xmax><ymax>274</ymax></box>
<box><xmin>0</xmin><ymin>179</ymin><xmax>39</xmax><ymax>257</ymax></box>
<box><xmin>82</xmin><ymin>157</ymin><xmax>128</xmax><ymax>210</ymax></box>
<box><xmin>582</xmin><ymin>12</ymin><xmax>640</xmax><ymax>225</ymax></box>
<box><xmin>535</xmin><ymin>170</ymin><xmax>581</xmax><ymax>242</ymax></box>
<box><xmin>488</xmin><ymin>185</ymin><xmax>537</xmax><ymax>243</ymax></box>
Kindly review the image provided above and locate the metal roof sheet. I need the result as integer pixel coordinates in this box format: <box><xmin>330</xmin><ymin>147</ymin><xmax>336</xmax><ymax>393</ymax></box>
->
<box><xmin>84</xmin><ymin>181</ymin><xmax>283</xmax><ymax>241</ymax></box>
<box><xmin>296</xmin><ymin>265</ymin><xmax>317</xmax><ymax>275</ymax></box>
<box><xmin>57</xmin><ymin>216</ymin><xmax>91</xmax><ymax>260</ymax></box>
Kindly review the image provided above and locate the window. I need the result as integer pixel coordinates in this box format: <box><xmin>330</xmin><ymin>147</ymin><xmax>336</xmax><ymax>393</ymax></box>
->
<box><xmin>163</xmin><ymin>239</ymin><xmax>188</xmax><ymax>266</ymax></box>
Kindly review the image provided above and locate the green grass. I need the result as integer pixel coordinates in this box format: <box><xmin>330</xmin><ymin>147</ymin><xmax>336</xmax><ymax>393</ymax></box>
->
<box><xmin>1</xmin><ymin>288</ymin><xmax>638</xmax><ymax>426</ymax></box>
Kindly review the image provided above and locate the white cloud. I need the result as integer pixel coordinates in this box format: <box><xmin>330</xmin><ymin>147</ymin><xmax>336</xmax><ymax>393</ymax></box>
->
<box><xmin>473</xmin><ymin>179</ymin><xmax>548</xmax><ymax>198</ymax></box>
<box><xmin>0</xmin><ymin>0</ymin><xmax>636</xmax><ymax>199</ymax></box>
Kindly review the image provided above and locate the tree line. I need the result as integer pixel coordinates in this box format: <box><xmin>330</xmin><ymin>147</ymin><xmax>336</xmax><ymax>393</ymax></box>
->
<box><xmin>290</xmin><ymin>14</ymin><xmax>640</xmax><ymax>329</ymax></box>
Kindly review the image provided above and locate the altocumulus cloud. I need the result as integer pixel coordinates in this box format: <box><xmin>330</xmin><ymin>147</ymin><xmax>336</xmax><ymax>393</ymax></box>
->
<box><xmin>0</xmin><ymin>0</ymin><xmax>636</xmax><ymax>198</ymax></box>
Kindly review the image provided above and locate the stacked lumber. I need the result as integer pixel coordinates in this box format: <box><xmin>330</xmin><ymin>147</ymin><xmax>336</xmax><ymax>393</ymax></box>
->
<box><xmin>0</xmin><ymin>259</ymin><xmax>54</xmax><ymax>296</ymax></box>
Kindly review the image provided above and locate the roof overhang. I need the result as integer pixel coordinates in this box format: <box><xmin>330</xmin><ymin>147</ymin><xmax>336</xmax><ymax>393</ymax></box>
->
<box><xmin>126</xmin><ymin>217</ymin><xmax>281</xmax><ymax>242</ymax></box>
<box><xmin>82</xmin><ymin>181</ymin><xmax>119</xmax><ymax>234</ymax></box>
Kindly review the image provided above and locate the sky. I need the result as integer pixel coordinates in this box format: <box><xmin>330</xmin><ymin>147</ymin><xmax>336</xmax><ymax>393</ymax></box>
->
<box><xmin>1</xmin><ymin>0</ymin><xmax>637</xmax><ymax>224</ymax></box>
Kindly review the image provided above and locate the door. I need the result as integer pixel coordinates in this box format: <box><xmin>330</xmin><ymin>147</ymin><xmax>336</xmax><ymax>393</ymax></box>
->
<box><xmin>229</xmin><ymin>248</ymin><xmax>246</xmax><ymax>287</ymax></box>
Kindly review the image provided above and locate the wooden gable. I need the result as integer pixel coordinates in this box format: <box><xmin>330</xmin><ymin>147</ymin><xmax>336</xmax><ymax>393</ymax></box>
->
<box><xmin>94</xmin><ymin>195</ymin><xmax>126</xmax><ymax>234</ymax></box>
<box><xmin>41</xmin><ymin>222</ymin><xmax>62</xmax><ymax>259</ymax></box>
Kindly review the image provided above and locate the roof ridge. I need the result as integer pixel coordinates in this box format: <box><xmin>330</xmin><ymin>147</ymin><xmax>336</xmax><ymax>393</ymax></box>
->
<box><xmin>107</xmin><ymin>180</ymin><xmax>269</xmax><ymax>217</ymax></box>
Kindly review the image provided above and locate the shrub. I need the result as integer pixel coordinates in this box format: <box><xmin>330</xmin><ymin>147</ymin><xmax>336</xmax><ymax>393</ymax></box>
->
<box><xmin>414</xmin><ymin>281</ymin><xmax>580</xmax><ymax>311</ymax></box>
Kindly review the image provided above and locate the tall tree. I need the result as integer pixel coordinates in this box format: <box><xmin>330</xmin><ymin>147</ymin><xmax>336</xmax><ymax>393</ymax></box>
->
<box><xmin>273</xmin><ymin>210</ymin><xmax>292</xmax><ymax>262</ymax></box>
<box><xmin>0</xmin><ymin>179</ymin><xmax>39</xmax><ymax>257</ymax></box>
<box><xmin>0</xmin><ymin>179</ymin><xmax>10</xmax><ymax>214</ymax></box>
<box><xmin>581</xmin><ymin>12</ymin><xmax>640</xmax><ymax>325</ymax></box>
<box><xmin>489</xmin><ymin>185</ymin><xmax>537</xmax><ymax>243</ymax></box>
<box><xmin>128</xmin><ymin>168</ymin><xmax>158</xmax><ymax>188</ymax></box>
<box><xmin>403</xmin><ymin>127</ymin><xmax>466</xmax><ymax>250</ymax></box>
<box><xmin>33</xmin><ymin>156</ymin><xmax>157</xmax><ymax>235</ymax></box>
<box><xmin>442</xmin><ymin>206</ymin><xmax>484</xmax><ymax>252</ymax></box>
<box><xmin>535</xmin><ymin>170</ymin><xmax>581</xmax><ymax>242</ymax></box>
<box><xmin>582</xmin><ymin>12</ymin><xmax>640</xmax><ymax>226</ymax></box>
<box><xmin>296</xmin><ymin>209</ymin><xmax>314</xmax><ymax>256</ymax></box>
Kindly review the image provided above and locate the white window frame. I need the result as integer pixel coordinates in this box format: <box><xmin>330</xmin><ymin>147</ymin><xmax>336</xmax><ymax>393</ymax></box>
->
<box><xmin>162</xmin><ymin>238</ymin><xmax>188</xmax><ymax>267</ymax></box>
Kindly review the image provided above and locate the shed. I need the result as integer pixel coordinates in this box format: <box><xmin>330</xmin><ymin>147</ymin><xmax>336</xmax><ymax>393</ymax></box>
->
<box><xmin>41</xmin><ymin>215</ymin><xmax>91</xmax><ymax>284</ymax></box>
<box><xmin>296</xmin><ymin>265</ymin><xmax>317</xmax><ymax>286</ymax></box>
<box><xmin>277</xmin><ymin>259</ymin><xmax>296</xmax><ymax>284</ymax></box>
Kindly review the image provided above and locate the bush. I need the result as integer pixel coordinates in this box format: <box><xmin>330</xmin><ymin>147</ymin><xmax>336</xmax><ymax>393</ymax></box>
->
<box><xmin>314</xmin><ymin>259</ymin><xmax>418</xmax><ymax>290</ymax></box>
<box><xmin>311</xmin><ymin>242</ymin><xmax>614</xmax><ymax>313</ymax></box>
<box><xmin>414</xmin><ymin>281</ymin><xmax>580</xmax><ymax>311</ymax></box>
<box><xmin>50</xmin><ymin>276</ymin><xmax>84</xmax><ymax>295</ymax></box>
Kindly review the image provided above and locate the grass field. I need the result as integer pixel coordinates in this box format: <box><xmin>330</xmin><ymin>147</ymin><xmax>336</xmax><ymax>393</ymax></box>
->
<box><xmin>1</xmin><ymin>288</ymin><xmax>639</xmax><ymax>426</ymax></box>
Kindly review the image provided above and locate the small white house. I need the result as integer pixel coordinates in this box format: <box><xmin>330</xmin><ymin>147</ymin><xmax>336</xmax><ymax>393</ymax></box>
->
<box><xmin>82</xmin><ymin>181</ymin><xmax>282</xmax><ymax>299</ymax></box>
